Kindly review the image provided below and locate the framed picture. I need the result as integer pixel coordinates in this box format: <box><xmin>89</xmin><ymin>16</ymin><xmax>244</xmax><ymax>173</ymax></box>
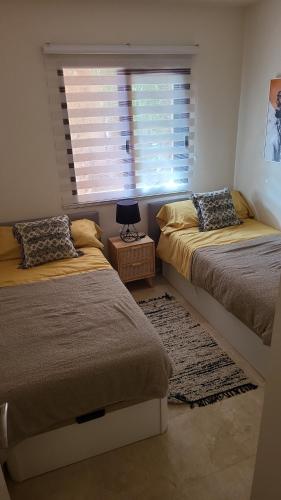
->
<box><xmin>265</xmin><ymin>78</ymin><xmax>281</xmax><ymax>162</ymax></box>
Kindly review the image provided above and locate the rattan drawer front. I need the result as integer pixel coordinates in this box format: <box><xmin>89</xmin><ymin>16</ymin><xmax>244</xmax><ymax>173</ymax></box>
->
<box><xmin>119</xmin><ymin>259</ymin><xmax>154</xmax><ymax>282</ymax></box>
<box><xmin>118</xmin><ymin>244</ymin><xmax>154</xmax><ymax>266</ymax></box>
<box><xmin>108</xmin><ymin>236</ymin><xmax>155</xmax><ymax>284</ymax></box>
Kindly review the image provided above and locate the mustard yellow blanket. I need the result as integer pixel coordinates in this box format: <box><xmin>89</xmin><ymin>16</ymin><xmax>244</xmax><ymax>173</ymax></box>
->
<box><xmin>157</xmin><ymin>218</ymin><xmax>281</xmax><ymax>279</ymax></box>
<box><xmin>0</xmin><ymin>247</ymin><xmax>111</xmax><ymax>287</ymax></box>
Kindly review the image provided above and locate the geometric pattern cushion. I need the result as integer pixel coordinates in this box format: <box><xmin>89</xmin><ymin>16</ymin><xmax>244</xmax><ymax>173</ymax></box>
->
<box><xmin>192</xmin><ymin>188</ymin><xmax>228</xmax><ymax>230</ymax></box>
<box><xmin>192</xmin><ymin>188</ymin><xmax>241</xmax><ymax>232</ymax></box>
<box><xmin>13</xmin><ymin>215</ymin><xmax>81</xmax><ymax>268</ymax></box>
<box><xmin>198</xmin><ymin>191</ymin><xmax>241</xmax><ymax>232</ymax></box>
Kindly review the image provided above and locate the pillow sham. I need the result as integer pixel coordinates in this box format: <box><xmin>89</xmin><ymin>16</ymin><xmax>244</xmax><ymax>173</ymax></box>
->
<box><xmin>194</xmin><ymin>189</ymin><xmax>241</xmax><ymax>231</ymax></box>
<box><xmin>156</xmin><ymin>199</ymin><xmax>198</xmax><ymax>233</ymax></box>
<box><xmin>13</xmin><ymin>215</ymin><xmax>81</xmax><ymax>269</ymax></box>
<box><xmin>0</xmin><ymin>226</ymin><xmax>21</xmax><ymax>261</ymax></box>
<box><xmin>71</xmin><ymin>219</ymin><xmax>104</xmax><ymax>250</ymax></box>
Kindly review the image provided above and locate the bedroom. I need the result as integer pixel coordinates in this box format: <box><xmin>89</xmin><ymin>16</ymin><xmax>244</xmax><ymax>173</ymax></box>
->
<box><xmin>0</xmin><ymin>0</ymin><xmax>281</xmax><ymax>499</ymax></box>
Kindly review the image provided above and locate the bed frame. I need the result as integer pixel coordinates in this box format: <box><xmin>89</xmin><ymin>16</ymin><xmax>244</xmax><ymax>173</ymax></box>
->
<box><xmin>0</xmin><ymin>212</ymin><xmax>168</xmax><ymax>487</ymax></box>
<box><xmin>147</xmin><ymin>198</ymin><xmax>270</xmax><ymax>379</ymax></box>
<box><xmin>7</xmin><ymin>398</ymin><xmax>167</xmax><ymax>482</ymax></box>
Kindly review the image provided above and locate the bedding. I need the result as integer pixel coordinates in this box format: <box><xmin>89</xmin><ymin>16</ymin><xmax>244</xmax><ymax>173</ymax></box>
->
<box><xmin>0</xmin><ymin>247</ymin><xmax>111</xmax><ymax>287</ymax></box>
<box><xmin>0</xmin><ymin>264</ymin><xmax>172</xmax><ymax>445</ymax></box>
<box><xmin>191</xmin><ymin>236</ymin><xmax>281</xmax><ymax>345</ymax></box>
<box><xmin>156</xmin><ymin>190</ymin><xmax>254</xmax><ymax>236</ymax></box>
<box><xmin>157</xmin><ymin>212</ymin><xmax>281</xmax><ymax>345</ymax></box>
<box><xmin>13</xmin><ymin>215</ymin><xmax>80</xmax><ymax>268</ymax></box>
<box><xmin>0</xmin><ymin>219</ymin><xmax>103</xmax><ymax>264</ymax></box>
<box><xmin>156</xmin><ymin>199</ymin><xmax>198</xmax><ymax>233</ymax></box>
<box><xmin>0</xmin><ymin>226</ymin><xmax>21</xmax><ymax>261</ymax></box>
<box><xmin>231</xmin><ymin>191</ymin><xmax>254</xmax><ymax>220</ymax></box>
<box><xmin>157</xmin><ymin>218</ymin><xmax>280</xmax><ymax>279</ymax></box>
<box><xmin>71</xmin><ymin>218</ymin><xmax>103</xmax><ymax>250</ymax></box>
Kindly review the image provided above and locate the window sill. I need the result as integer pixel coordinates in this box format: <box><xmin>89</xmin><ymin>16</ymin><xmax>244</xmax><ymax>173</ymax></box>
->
<box><xmin>63</xmin><ymin>190</ymin><xmax>192</xmax><ymax>210</ymax></box>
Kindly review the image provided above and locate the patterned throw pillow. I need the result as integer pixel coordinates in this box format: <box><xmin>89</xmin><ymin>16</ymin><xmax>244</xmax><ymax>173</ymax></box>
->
<box><xmin>13</xmin><ymin>215</ymin><xmax>82</xmax><ymax>268</ymax></box>
<box><xmin>192</xmin><ymin>188</ymin><xmax>228</xmax><ymax>230</ymax></box>
<box><xmin>192</xmin><ymin>188</ymin><xmax>241</xmax><ymax>231</ymax></box>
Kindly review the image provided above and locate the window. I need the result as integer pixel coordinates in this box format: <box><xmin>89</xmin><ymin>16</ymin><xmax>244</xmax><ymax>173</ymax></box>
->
<box><xmin>46</xmin><ymin>54</ymin><xmax>194</xmax><ymax>206</ymax></box>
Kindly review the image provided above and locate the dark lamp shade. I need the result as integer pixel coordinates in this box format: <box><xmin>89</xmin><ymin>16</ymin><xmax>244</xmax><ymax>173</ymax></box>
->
<box><xmin>116</xmin><ymin>200</ymin><xmax>141</xmax><ymax>225</ymax></box>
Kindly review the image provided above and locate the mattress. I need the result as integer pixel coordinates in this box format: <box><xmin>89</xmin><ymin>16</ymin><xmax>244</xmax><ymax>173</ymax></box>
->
<box><xmin>0</xmin><ymin>253</ymin><xmax>172</xmax><ymax>445</ymax></box>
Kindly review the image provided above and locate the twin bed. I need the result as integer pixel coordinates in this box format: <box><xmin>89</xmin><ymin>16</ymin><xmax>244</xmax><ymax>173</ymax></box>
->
<box><xmin>0</xmin><ymin>212</ymin><xmax>171</xmax><ymax>485</ymax></box>
<box><xmin>148</xmin><ymin>193</ymin><xmax>281</xmax><ymax>377</ymax></box>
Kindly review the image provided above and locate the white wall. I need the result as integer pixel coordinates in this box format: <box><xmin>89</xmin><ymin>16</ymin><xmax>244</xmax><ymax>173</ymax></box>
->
<box><xmin>0</xmin><ymin>0</ymin><xmax>244</xmax><ymax>243</ymax></box>
<box><xmin>235</xmin><ymin>0</ymin><xmax>281</xmax><ymax>228</ymax></box>
<box><xmin>236</xmin><ymin>7</ymin><xmax>281</xmax><ymax>497</ymax></box>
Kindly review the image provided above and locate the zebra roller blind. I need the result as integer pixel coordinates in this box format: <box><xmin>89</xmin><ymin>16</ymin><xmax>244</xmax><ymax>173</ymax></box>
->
<box><xmin>46</xmin><ymin>54</ymin><xmax>194</xmax><ymax>206</ymax></box>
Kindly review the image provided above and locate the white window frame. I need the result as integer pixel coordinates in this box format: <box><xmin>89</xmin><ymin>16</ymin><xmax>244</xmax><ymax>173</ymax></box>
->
<box><xmin>44</xmin><ymin>45</ymin><xmax>197</xmax><ymax>207</ymax></box>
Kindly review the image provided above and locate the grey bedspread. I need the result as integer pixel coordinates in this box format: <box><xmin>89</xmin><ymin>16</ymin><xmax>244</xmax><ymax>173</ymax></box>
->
<box><xmin>0</xmin><ymin>269</ymin><xmax>172</xmax><ymax>445</ymax></box>
<box><xmin>191</xmin><ymin>235</ymin><xmax>281</xmax><ymax>345</ymax></box>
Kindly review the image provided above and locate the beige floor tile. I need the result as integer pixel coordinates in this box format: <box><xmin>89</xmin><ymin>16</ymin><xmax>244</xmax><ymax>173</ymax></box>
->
<box><xmin>180</xmin><ymin>456</ymin><xmax>256</xmax><ymax>500</ymax></box>
<box><xmin>6</xmin><ymin>277</ymin><xmax>263</xmax><ymax>500</ymax></box>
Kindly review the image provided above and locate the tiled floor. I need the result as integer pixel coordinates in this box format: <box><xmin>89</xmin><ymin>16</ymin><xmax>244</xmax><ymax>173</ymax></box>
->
<box><xmin>6</xmin><ymin>277</ymin><xmax>264</xmax><ymax>500</ymax></box>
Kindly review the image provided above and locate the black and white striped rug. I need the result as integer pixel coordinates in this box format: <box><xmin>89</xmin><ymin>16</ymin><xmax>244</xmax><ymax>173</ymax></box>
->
<box><xmin>138</xmin><ymin>293</ymin><xmax>257</xmax><ymax>408</ymax></box>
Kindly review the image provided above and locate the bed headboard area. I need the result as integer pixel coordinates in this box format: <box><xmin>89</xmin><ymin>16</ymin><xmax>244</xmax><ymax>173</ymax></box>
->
<box><xmin>147</xmin><ymin>195</ymin><xmax>190</xmax><ymax>242</ymax></box>
<box><xmin>0</xmin><ymin>211</ymin><xmax>100</xmax><ymax>226</ymax></box>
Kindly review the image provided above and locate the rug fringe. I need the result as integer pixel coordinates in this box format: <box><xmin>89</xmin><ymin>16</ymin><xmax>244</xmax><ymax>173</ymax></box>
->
<box><xmin>170</xmin><ymin>383</ymin><xmax>258</xmax><ymax>408</ymax></box>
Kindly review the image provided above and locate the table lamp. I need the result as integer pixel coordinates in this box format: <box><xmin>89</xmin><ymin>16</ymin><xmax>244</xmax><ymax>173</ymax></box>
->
<box><xmin>116</xmin><ymin>200</ymin><xmax>141</xmax><ymax>242</ymax></box>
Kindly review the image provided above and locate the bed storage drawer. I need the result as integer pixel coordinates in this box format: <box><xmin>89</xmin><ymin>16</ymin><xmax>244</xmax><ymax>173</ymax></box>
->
<box><xmin>6</xmin><ymin>397</ymin><xmax>168</xmax><ymax>482</ymax></box>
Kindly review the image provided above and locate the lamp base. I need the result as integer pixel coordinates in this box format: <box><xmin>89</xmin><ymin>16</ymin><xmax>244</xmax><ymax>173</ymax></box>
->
<box><xmin>120</xmin><ymin>224</ymin><xmax>139</xmax><ymax>243</ymax></box>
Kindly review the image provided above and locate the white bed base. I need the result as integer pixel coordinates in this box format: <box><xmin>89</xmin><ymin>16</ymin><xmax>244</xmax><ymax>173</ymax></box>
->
<box><xmin>163</xmin><ymin>262</ymin><xmax>270</xmax><ymax>378</ymax></box>
<box><xmin>5</xmin><ymin>397</ymin><xmax>167</xmax><ymax>483</ymax></box>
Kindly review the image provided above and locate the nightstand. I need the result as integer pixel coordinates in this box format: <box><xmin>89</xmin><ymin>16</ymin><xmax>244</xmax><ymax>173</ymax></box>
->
<box><xmin>108</xmin><ymin>235</ymin><xmax>155</xmax><ymax>286</ymax></box>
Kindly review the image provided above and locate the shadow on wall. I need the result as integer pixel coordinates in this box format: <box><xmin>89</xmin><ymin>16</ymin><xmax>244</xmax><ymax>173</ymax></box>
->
<box><xmin>251</xmin><ymin>188</ymin><xmax>281</xmax><ymax>230</ymax></box>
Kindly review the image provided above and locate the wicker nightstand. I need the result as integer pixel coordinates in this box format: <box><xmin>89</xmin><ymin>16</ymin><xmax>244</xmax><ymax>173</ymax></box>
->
<box><xmin>108</xmin><ymin>235</ymin><xmax>155</xmax><ymax>286</ymax></box>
